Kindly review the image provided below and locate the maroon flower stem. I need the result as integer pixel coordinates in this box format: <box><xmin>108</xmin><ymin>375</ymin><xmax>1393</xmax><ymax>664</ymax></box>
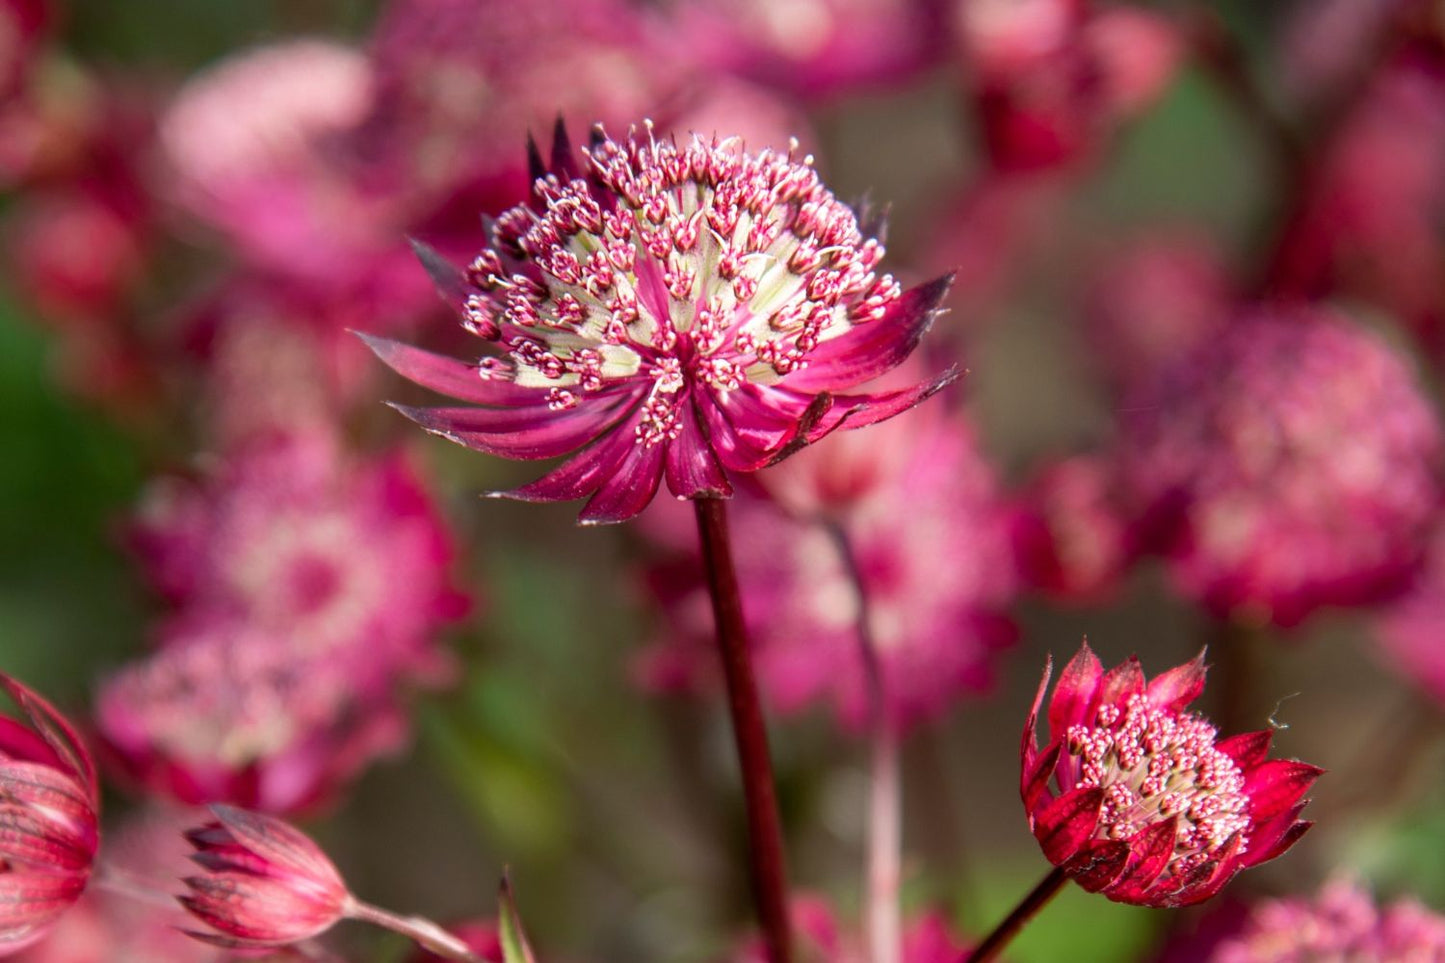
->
<box><xmin>961</xmin><ymin>867</ymin><xmax>1069</xmax><ymax>963</ymax></box>
<box><xmin>347</xmin><ymin>900</ymin><xmax>486</xmax><ymax>962</ymax></box>
<box><xmin>694</xmin><ymin>496</ymin><xmax>794</xmax><ymax>963</ymax></box>
<box><xmin>827</xmin><ymin>521</ymin><xmax>901</xmax><ymax>963</ymax></box>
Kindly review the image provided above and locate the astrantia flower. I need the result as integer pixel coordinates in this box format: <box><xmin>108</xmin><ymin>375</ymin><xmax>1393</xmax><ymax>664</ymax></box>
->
<box><xmin>639</xmin><ymin>405</ymin><xmax>1015</xmax><ymax>729</ymax></box>
<box><xmin>99</xmin><ymin>432</ymin><xmax>468</xmax><ymax>813</ymax></box>
<box><xmin>1202</xmin><ymin>879</ymin><xmax>1445</xmax><ymax>962</ymax></box>
<box><xmin>1021</xmin><ymin>643</ymin><xmax>1320</xmax><ymax>907</ymax></box>
<box><xmin>1119</xmin><ymin>308</ymin><xmax>1442</xmax><ymax>627</ymax></box>
<box><xmin>0</xmin><ymin>673</ymin><xmax>100</xmax><ymax>953</ymax></box>
<box><xmin>366</xmin><ymin>124</ymin><xmax>955</xmax><ymax>523</ymax></box>
<box><xmin>180</xmin><ymin>806</ymin><xmax>350</xmax><ymax>949</ymax></box>
<box><xmin>1373</xmin><ymin>526</ymin><xmax>1445</xmax><ymax>708</ymax></box>
<box><xmin>1012</xmin><ymin>453</ymin><xmax>1133</xmax><ymax>604</ymax></box>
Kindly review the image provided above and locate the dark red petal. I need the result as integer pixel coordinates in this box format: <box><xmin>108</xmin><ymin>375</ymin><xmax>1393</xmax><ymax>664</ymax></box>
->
<box><xmin>1145</xmin><ymin>650</ymin><xmax>1207</xmax><ymax>712</ymax></box>
<box><xmin>1240</xmin><ymin>803</ymin><xmax>1313</xmax><ymax>868</ymax></box>
<box><xmin>1107</xmin><ymin>818</ymin><xmax>1177</xmax><ymax>900</ymax></box>
<box><xmin>1067</xmin><ymin>839</ymin><xmax>1130</xmax><ymax>893</ymax></box>
<box><xmin>780</xmin><ymin>274</ymin><xmax>955</xmax><ymax>392</ymax></box>
<box><xmin>549</xmin><ymin>117</ymin><xmax>581</xmax><ymax>181</ymax></box>
<box><xmin>390</xmin><ymin>389</ymin><xmax>638</xmax><ymax>460</ymax></box>
<box><xmin>1169</xmin><ymin>835</ymin><xmax>1245</xmax><ymax>908</ymax></box>
<box><xmin>1243</xmin><ymin>759</ymin><xmax>1323</xmax><ymax>821</ymax></box>
<box><xmin>409</xmin><ymin>239</ymin><xmax>470</xmax><ymax>314</ymax></box>
<box><xmin>578</xmin><ymin>433</ymin><xmax>667</xmax><ymax>525</ymax></box>
<box><xmin>1048</xmin><ymin>642</ymin><xmax>1103</xmax><ymax>743</ymax></box>
<box><xmin>664</xmin><ymin>397</ymin><xmax>733</xmax><ymax>499</ymax></box>
<box><xmin>1033</xmin><ymin>786</ymin><xmax>1103</xmax><ymax>866</ymax></box>
<box><xmin>1022</xmin><ymin>655</ymin><xmax>1053</xmax><ymax>779</ymax></box>
<box><xmin>1022</xmin><ymin>742</ymin><xmax>1061</xmax><ymax>814</ymax></box>
<box><xmin>703</xmin><ymin>387</ymin><xmax>808</xmax><ymax>472</ymax></box>
<box><xmin>1215</xmin><ymin>730</ymin><xmax>1273</xmax><ymax>770</ymax></box>
<box><xmin>357</xmin><ymin>334</ymin><xmax>537</xmax><ymax>406</ymax></box>
<box><xmin>1098</xmin><ymin>656</ymin><xmax>1146</xmax><ymax>708</ymax></box>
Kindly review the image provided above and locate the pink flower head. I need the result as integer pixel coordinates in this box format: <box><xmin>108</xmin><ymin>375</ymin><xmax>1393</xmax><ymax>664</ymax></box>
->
<box><xmin>99</xmin><ymin>432</ymin><xmax>468</xmax><ymax>813</ymax></box>
<box><xmin>640</xmin><ymin>407</ymin><xmax>1015</xmax><ymax>730</ymax></box>
<box><xmin>668</xmin><ymin>0</ymin><xmax>948</xmax><ymax>99</ymax></box>
<box><xmin>180</xmin><ymin>805</ymin><xmax>351</xmax><ymax>950</ymax></box>
<box><xmin>365</xmin><ymin>124</ymin><xmax>956</xmax><ymax>524</ymax></box>
<box><xmin>956</xmin><ymin>0</ymin><xmax>1182</xmax><ymax>171</ymax></box>
<box><xmin>160</xmin><ymin>39</ymin><xmax>392</xmax><ymax>279</ymax></box>
<box><xmin>1012</xmin><ymin>453</ymin><xmax>1134</xmax><ymax>604</ymax></box>
<box><xmin>1205</xmin><ymin>879</ymin><xmax>1445</xmax><ymax>962</ymax></box>
<box><xmin>733</xmin><ymin>894</ymin><xmax>972</xmax><ymax>963</ymax></box>
<box><xmin>1081</xmin><ymin>235</ymin><xmax>1232</xmax><ymax>395</ymax></box>
<box><xmin>0</xmin><ymin>673</ymin><xmax>99</xmax><ymax>954</ymax></box>
<box><xmin>1021</xmin><ymin>642</ymin><xmax>1320</xmax><ymax>908</ymax></box>
<box><xmin>1119</xmin><ymin>307</ymin><xmax>1443</xmax><ymax>627</ymax></box>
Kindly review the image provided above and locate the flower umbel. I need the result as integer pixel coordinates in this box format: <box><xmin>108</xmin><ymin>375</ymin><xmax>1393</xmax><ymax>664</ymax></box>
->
<box><xmin>179</xmin><ymin>805</ymin><xmax>350</xmax><ymax>949</ymax></box>
<box><xmin>1021</xmin><ymin>643</ymin><xmax>1320</xmax><ymax>907</ymax></box>
<box><xmin>365</xmin><ymin>121</ymin><xmax>956</xmax><ymax>523</ymax></box>
<box><xmin>0</xmin><ymin>673</ymin><xmax>100</xmax><ymax>953</ymax></box>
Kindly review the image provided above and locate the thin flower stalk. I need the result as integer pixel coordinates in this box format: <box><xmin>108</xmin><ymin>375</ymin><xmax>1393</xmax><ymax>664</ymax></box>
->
<box><xmin>694</xmin><ymin>496</ymin><xmax>793</xmax><ymax>963</ymax></box>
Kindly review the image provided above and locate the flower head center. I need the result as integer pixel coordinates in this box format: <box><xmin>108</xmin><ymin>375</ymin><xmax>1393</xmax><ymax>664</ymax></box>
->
<box><xmin>1065</xmin><ymin>693</ymin><xmax>1250</xmax><ymax>875</ymax></box>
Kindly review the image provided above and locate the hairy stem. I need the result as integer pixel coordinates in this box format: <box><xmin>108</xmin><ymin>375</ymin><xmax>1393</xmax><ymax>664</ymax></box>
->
<box><xmin>827</xmin><ymin>521</ymin><xmax>901</xmax><ymax>963</ymax></box>
<box><xmin>347</xmin><ymin>900</ymin><xmax>485</xmax><ymax>962</ymax></box>
<box><xmin>962</xmin><ymin>867</ymin><xmax>1069</xmax><ymax>963</ymax></box>
<box><xmin>694</xmin><ymin>496</ymin><xmax>793</xmax><ymax>963</ymax></box>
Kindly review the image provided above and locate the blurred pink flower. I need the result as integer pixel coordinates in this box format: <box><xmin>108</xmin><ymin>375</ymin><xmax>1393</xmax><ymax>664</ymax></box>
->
<box><xmin>1023</xmin><ymin>643</ymin><xmax>1320</xmax><ymax>907</ymax></box>
<box><xmin>180</xmin><ymin>806</ymin><xmax>351</xmax><ymax>950</ymax></box>
<box><xmin>1269</xmin><ymin>46</ymin><xmax>1445</xmax><ymax>343</ymax></box>
<box><xmin>955</xmin><ymin>0</ymin><xmax>1182</xmax><ymax>171</ymax></box>
<box><xmin>1012</xmin><ymin>453</ymin><xmax>1133</xmax><ymax>604</ymax></box>
<box><xmin>640</xmin><ymin>406</ymin><xmax>1016</xmax><ymax>730</ymax></box>
<box><xmin>367</xmin><ymin>125</ymin><xmax>955</xmax><ymax>524</ymax></box>
<box><xmin>160</xmin><ymin>39</ymin><xmax>398</xmax><ymax>282</ymax></box>
<box><xmin>355</xmin><ymin>0</ymin><xmax>680</xmax><ymax>217</ymax></box>
<box><xmin>98</xmin><ymin>432</ymin><xmax>469</xmax><ymax>813</ymax></box>
<box><xmin>1119</xmin><ymin>308</ymin><xmax>1443</xmax><ymax>627</ymax></box>
<box><xmin>1081</xmin><ymin>235</ymin><xmax>1233</xmax><ymax>394</ymax></box>
<box><xmin>4</xmin><ymin>186</ymin><xmax>147</xmax><ymax>320</ymax></box>
<box><xmin>13</xmin><ymin>806</ymin><xmax>215</xmax><ymax>963</ymax></box>
<box><xmin>1202</xmin><ymin>879</ymin><xmax>1445</xmax><ymax>962</ymax></box>
<box><xmin>1373</xmin><ymin>525</ymin><xmax>1445</xmax><ymax>707</ymax></box>
<box><xmin>734</xmin><ymin>895</ymin><xmax>971</xmax><ymax>962</ymax></box>
<box><xmin>666</xmin><ymin>0</ymin><xmax>948</xmax><ymax>99</ymax></box>
<box><xmin>0</xmin><ymin>0</ymin><xmax>48</xmax><ymax>104</ymax></box>
<box><xmin>0</xmin><ymin>673</ymin><xmax>100</xmax><ymax>954</ymax></box>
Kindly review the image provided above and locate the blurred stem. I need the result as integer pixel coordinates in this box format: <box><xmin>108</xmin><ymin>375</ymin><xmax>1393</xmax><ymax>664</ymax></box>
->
<box><xmin>347</xmin><ymin>900</ymin><xmax>485</xmax><ymax>962</ymax></box>
<box><xmin>694</xmin><ymin>497</ymin><xmax>794</xmax><ymax>963</ymax></box>
<box><xmin>826</xmin><ymin>521</ymin><xmax>901</xmax><ymax>963</ymax></box>
<box><xmin>962</xmin><ymin>867</ymin><xmax>1068</xmax><ymax>963</ymax></box>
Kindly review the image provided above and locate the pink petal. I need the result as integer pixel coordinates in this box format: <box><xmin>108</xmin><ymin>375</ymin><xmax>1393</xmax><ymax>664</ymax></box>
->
<box><xmin>1021</xmin><ymin>656</ymin><xmax>1052</xmax><ymax>793</ymax></box>
<box><xmin>819</xmin><ymin>367</ymin><xmax>962</xmax><ymax>436</ymax></box>
<box><xmin>1033</xmin><ymin>785</ymin><xmax>1103</xmax><ymax>866</ymax></box>
<box><xmin>781</xmin><ymin>274</ymin><xmax>955</xmax><ymax>392</ymax></box>
<box><xmin>578</xmin><ymin>433</ymin><xmax>667</xmax><ymax>525</ymax></box>
<box><xmin>1021</xmin><ymin>742</ymin><xmax>1061</xmax><ymax>814</ymax></box>
<box><xmin>409</xmin><ymin>239</ymin><xmax>471</xmax><ymax>315</ymax></box>
<box><xmin>492</xmin><ymin>413</ymin><xmax>641</xmax><ymax>504</ymax></box>
<box><xmin>1</xmin><ymin>674</ymin><xmax>96</xmax><ymax>802</ymax></box>
<box><xmin>390</xmin><ymin>388</ymin><xmax>639</xmax><ymax>460</ymax></box>
<box><xmin>210</xmin><ymin>806</ymin><xmax>343</xmax><ymax>889</ymax></box>
<box><xmin>357</xmin><ymin>334</ymin><xmax>539</xmax><ymax>407</ymax></box>
<box><xmin>1242</xmin><ymin>814</ymin><xmax>1312</xmax><ymax>868</ymax></box>
<box><xmin>664</xmin><ymin>398</ymin><xmax>733</xmax><ymax>499</ymax></box>
<box><xmin>1145</xmin><ymin>649</ymin><xmax>1207</xmax><ymax>712</ymax></box>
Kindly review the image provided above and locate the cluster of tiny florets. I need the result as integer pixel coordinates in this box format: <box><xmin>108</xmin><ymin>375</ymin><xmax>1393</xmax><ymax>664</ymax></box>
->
<box><xmin>459</xmin><ymin>126</ymin><xmax>900</xmax><ymax>447</ymax></box>
<box><xmin>1066</xmin><ymin>693</ymin><xmax>1249</xmax><ymax>875</ymax></box>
